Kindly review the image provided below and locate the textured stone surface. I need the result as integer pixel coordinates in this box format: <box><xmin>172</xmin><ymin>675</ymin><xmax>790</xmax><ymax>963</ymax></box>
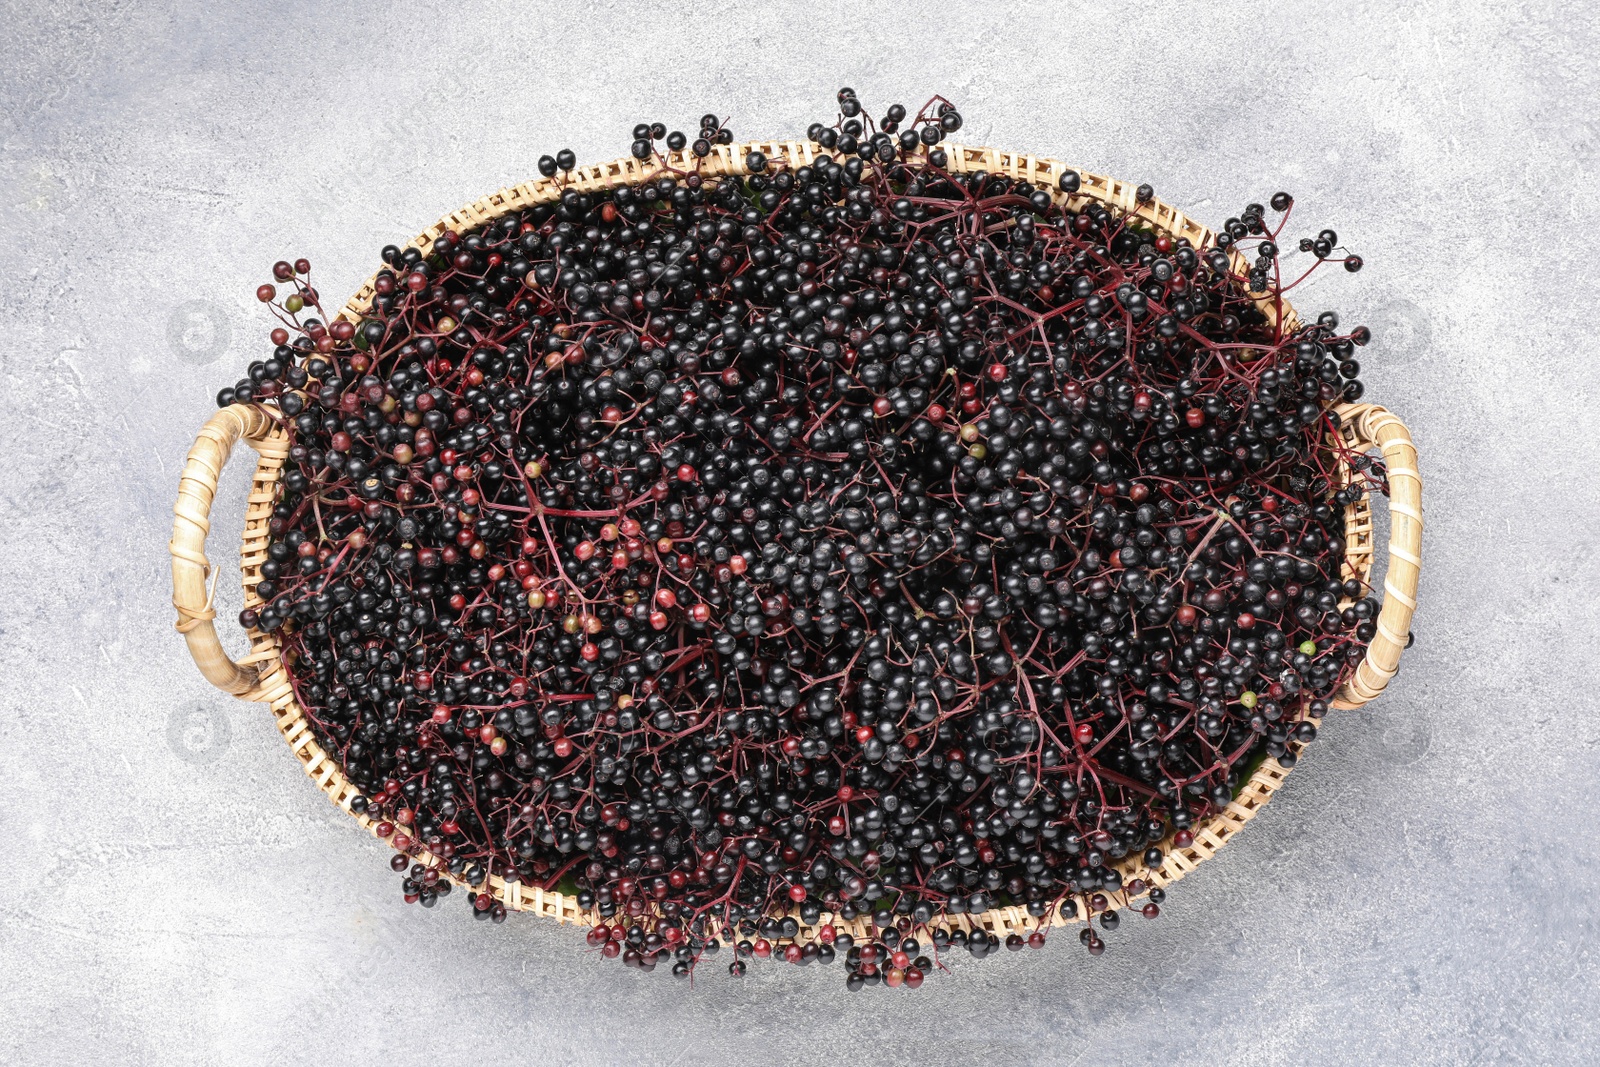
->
<box><xmin>2</xmin><ymin>1</ymin><xmax>1596</xmax><ymax>1063</ymax></box>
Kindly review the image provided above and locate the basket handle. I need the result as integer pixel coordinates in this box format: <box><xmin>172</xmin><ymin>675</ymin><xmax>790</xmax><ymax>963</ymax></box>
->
<box><xmin>170</xmin><ymin>404</ymin><xmax>289</xmax><ymax>696</ymax></box>
<box><xmin>1333</xmin><ymin>403</ymin><xmax>1423</xmax><ymax>709</ymax></box>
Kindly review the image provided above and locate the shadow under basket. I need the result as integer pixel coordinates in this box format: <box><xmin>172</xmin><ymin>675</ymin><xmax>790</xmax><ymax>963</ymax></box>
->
<box><xmin>169</xmin><ymin>141</ymin><xmax>1424</xmax><ymax>943</ymax></box>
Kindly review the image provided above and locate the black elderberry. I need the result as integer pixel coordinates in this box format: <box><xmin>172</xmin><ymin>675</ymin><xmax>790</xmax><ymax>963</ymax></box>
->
<box><xmin>238</xmin><ymin>88</ymin><xmax>1378</xmax><ymax>988</ymax></box>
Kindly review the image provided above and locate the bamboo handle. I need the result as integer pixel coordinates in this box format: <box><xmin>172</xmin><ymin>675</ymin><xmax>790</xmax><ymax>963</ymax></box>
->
<box><xmin>1332</xmin><ymin>403</ymin><xmax>1423</xmax><ymax>709</ymax></box>
<box><xmin>170</xmin><ymin>404</ymin><xmax>289</xmax><ymax>696</ymax></box>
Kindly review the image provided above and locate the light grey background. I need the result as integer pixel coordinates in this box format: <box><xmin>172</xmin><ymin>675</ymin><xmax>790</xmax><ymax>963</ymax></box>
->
<box><xmin>2</xmin><ymin>1</ymin><xmax>1595</xmax><ymax>1064</ymax></box>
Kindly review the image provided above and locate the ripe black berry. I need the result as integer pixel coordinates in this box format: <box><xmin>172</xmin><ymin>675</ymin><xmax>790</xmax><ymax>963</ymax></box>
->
<box><xmin>235</xmin><ymin>89</ymin><xmax>1382</xmax><ymax>987</ymax></box>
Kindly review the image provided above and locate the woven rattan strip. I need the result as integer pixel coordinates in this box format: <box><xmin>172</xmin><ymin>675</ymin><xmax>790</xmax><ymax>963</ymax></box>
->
<box><xmin>170</xmin><ymin>142</ymin><xmax>1422</xmax><ymax>940</ymax></box>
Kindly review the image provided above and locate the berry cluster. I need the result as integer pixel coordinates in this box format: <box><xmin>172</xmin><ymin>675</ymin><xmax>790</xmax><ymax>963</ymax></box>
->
<box><xmin>223</xmin><ymin>90</ymin><xmax>1384</xmax><ymax>986</ymax></box>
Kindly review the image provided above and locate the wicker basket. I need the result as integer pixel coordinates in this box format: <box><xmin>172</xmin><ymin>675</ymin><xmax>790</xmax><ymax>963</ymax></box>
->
<box><xmin>169</xmin><ymin>142</ymin><xmax>1424</xmax><ymax>943</ymax></box>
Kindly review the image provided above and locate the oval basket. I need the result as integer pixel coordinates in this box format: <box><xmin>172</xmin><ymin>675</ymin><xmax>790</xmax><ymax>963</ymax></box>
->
<box><xmin>170</xmin><ymin>142</ymin><xmax>1423</xmax><ymax>943</ymax></box>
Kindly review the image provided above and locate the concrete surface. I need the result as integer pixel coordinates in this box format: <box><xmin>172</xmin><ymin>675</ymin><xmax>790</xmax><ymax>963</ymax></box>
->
<box><xmin>2</xmin><ymin>1</ymin><xmax>1596</xmax><ymax>1063</ymax></box>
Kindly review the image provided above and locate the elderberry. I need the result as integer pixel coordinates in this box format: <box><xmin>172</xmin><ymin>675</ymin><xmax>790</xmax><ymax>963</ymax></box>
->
<box><xmin>232</xmin><ymin>89</ymin><xmax>1384</xmax><ymax>988</ymax></box>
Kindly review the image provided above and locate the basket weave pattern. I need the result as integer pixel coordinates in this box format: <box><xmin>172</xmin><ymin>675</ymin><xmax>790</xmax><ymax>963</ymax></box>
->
<box><xmin>170</xmin><ymin>143</ymin><xmax>1423</xmax><ymax>941</ymax></box>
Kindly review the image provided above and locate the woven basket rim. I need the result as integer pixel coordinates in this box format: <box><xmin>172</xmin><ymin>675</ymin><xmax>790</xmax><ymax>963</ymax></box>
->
<box><xmin>206</xmin><ymin>140</ymin><xmax>1397</xmax><ymax>941</ymax></box>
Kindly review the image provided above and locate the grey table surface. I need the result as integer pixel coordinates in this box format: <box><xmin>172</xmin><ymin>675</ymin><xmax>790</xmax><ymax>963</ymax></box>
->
<box><xmin>2</xmin><ymin>1</ymin><xmax>1596</xmax><ymax>1063</ymax></box>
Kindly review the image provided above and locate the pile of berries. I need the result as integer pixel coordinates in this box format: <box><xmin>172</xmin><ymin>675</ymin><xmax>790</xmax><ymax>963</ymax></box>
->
<box><xmin>223</xmin><ymin>89</ymin><xmax>1385</xmax><ymax>986</ymax></box>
